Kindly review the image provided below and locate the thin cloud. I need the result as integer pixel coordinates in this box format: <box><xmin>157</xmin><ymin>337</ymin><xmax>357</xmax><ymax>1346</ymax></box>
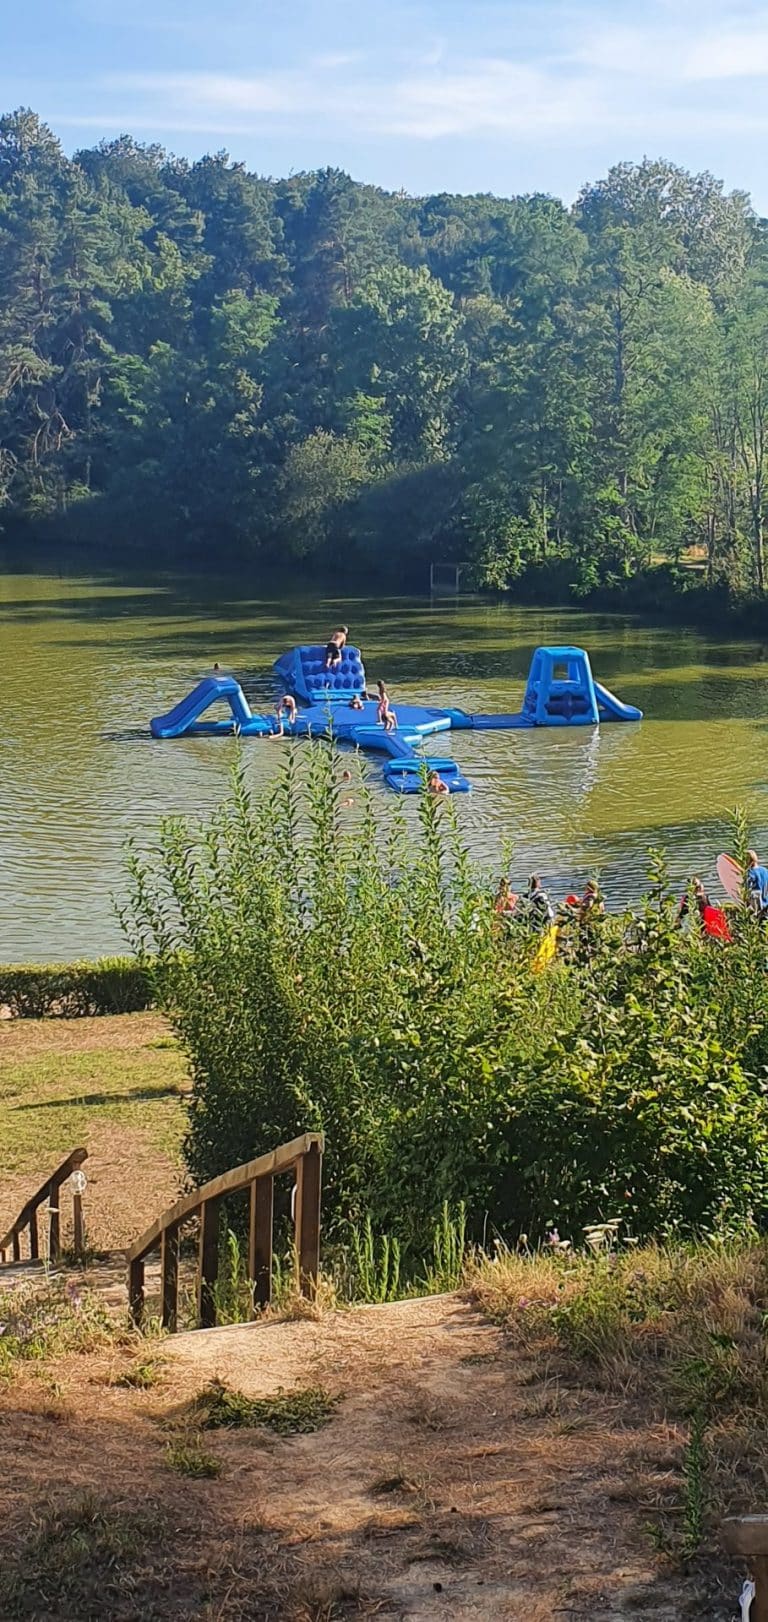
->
<box><xmin>97</xmin><ymin>59</ymin><xmax>768</xmax><ymax>143</ymax></box>
<box><xmin>573</xmin><ymin>11</ymin><xmax>768</xmax><ymax>82</ymax></box>
<box><xmin>685</xmin><ymin>27</ymin><xmax>768</xmax><ymax>79</ymax></box>
<box><xmin>106</xmin><ymin>71</ymin><xmax>305</xmax><ymax>114</ymax></box>
<box><xmin>79</xmin><ymin>9</ymin><xmax>768</xmax><ymax>152</ymax></box>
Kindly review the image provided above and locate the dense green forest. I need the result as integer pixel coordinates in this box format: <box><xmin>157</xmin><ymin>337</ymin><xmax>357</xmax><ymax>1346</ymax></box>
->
<box><xmin>2</xmin><ymin>106</ymin><xmax>768</xmax><ymax>598</ymax></box>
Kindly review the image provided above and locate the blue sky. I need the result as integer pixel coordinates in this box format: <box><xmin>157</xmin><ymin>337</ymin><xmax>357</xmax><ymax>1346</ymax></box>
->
<box><xmin>6</xmin><ymin>0</ymin><xmax>768</xmax><ymax>208</ymax></box>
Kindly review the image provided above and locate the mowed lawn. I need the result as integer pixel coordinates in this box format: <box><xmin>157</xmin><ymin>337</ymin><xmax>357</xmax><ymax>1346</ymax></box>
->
<box><xmin>0</xmin><ymin>1013</ymin><xmax>189</xmax><ymax>1251</ymax></box>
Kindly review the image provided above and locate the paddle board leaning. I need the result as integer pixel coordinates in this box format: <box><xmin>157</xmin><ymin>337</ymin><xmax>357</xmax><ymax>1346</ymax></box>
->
<box><xmin>717</xmin><ymin>852</ymin><xmax>743</xmax><ymax>905</ymax></box>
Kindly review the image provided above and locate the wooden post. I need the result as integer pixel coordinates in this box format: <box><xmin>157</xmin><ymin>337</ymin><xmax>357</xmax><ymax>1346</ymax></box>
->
<box><xmin>160</xmin><ymin>1224</ymin><xmax>180</xmax><ymax>1332</ymax></box>
<box><xmin>48</xmin><ymin>1181</ymin><xmax>60</xmax><ymax>1262</ymax></box>
<box><xmin>12</xmin><ymin>1231</ymin><xmax>20</xmax><ymax>1263</ymax></box>
<box><xmin>28</xmin><ymin>1208</ymin><xmax>39</xmax><ymax>1261</ymax></box>
<box><xmin>723</xmin><ymin>1517</ymin><xmax>768</xmax><ymax>1621</ymax></box>
<box><xmin>197</xmin><ymin>1198</ymin><xmax>220</xmax><ymax>1328</ymax></box>
<box><xmin>129</xmin><ymin>1256</ymin><xmax>145</xmax><ymax>1326</ymax></box>
<box><xmin>72</xmin><ymin>1194</ymin><xmax>84</xmax><ymax>1260</ymax></box>
<box><xmin>248</xmin><ymin>1175</ymin><xmax>274</xmax><ymax>1310</ymax></box>
<box><xmin>294</xmin><ymin>1140</ymin><xmax>322</xmax><ymax>1296</ymax></box>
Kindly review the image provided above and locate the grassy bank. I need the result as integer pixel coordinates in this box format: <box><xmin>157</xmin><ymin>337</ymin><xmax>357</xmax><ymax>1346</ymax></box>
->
<box><xmin>0</xmin><ymin>1013</ymin><xmax>187</xmax><ymax>1250</ymax></box>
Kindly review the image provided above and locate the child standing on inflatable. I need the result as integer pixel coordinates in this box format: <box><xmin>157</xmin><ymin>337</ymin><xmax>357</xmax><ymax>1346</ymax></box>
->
<box><xmin>324</xmin><ymin>627</ymin><xmax>348</xmax><ymax>670</ymax></box>
<box><xmin>376</xmin><ymin>680</ymin><xmax>397</xmax><ymax>731</ymax></box>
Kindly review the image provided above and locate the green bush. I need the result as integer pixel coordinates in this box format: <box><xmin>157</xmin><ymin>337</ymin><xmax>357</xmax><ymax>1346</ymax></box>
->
<box><xmin>122</xmin><ymin>751</ymin><xmax>768</xmax><ymax>1247</ymax></box>
<box><xmin>0</xmin><ymin>956</ymin><xmax>152</xmax><ymax>1018</ymax></box>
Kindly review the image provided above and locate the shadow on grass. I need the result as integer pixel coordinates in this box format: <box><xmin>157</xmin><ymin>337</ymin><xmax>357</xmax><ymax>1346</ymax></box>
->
<box><xmin>13</xmin><ymin>1085</ymin><xmax>187</xmax><ymax>1111</ymax></box>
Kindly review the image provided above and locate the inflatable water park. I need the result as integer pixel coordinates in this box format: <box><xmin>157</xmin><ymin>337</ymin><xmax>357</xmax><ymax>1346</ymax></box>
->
<box><xmin>150</xmin><ymin>644</ymin><xmax>643</xmax><ymax>793</ymax></box>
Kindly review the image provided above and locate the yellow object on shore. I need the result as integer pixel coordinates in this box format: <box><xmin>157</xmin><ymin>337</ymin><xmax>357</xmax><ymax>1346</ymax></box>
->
<box><xmin>532</xmin><ymin>924</ymin><xmax>558</xmax><ymax>973</ymax></box>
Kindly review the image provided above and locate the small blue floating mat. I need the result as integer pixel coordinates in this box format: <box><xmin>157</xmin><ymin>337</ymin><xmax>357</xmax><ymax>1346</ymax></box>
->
<box><xmin>383</xmin><ymin>758</ymin><xmax>471</xmax><ymax>794</ymax></box>
<box><xmin>273</xmin><ymin>645</ymin><xmax>367</xmax><ymax>704</ymax></box>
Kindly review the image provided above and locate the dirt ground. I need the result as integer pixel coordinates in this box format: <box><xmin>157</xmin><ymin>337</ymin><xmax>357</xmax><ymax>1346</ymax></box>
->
<box><xmin>0</xmin><ymin>1293</ymin><xmax>733</xmax><ymax>1621</ymax></box>
<box><xmin>0</xmin><ymin>1018</ymin><xmax>743</xmax><ymax>1616</ymax></box>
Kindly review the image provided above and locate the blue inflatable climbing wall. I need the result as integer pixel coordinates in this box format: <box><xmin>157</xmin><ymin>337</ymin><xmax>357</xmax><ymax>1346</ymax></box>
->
<box><xmin>522</xmin><ymin>647</ymin><xmax>600</xmax><ymax>726</ymax></box>
<box><xmin>273</xmin><ymin>645</ymin><xmax>366</xmax><ymax>704</ymax></box>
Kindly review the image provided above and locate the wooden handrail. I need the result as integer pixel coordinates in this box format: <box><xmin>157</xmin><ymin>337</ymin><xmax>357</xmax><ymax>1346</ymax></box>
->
<box><xmin>127</xmin><ymin>1132</ymin><xmax>323</xmax><ymax>1332</ymax></box>
<box><xmin>723</xmin><ymin>1516</ymin><xmax>768</xmax><ymax>1620</ymax></box>
<box><xmin>0</xmin><ymin>1147</ymin><xmax>88</xmax><ymax>1265</ymax></box>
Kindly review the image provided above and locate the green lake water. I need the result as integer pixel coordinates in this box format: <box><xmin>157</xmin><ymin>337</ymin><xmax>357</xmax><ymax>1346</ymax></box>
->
<box><xmin>1</xmin><ymin>563</ymin><xmax>767</xmax><ymax>964</ymax></box>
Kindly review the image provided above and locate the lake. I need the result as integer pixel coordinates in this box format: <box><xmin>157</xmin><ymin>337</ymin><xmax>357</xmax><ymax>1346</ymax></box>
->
<box><xmin>1</xmin><ymin>562</ymin><xmax>767</xmax><ymax>963</ymax></box>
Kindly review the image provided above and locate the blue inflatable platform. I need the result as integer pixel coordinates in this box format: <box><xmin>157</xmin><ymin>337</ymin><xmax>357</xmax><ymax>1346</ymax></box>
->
<box><xmin>149</xmin><ymin>644</ymin><xmax>641</xmax><ymax>791</ymax></box>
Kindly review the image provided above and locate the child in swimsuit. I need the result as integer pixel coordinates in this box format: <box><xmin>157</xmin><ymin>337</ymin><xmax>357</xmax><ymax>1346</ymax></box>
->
<box><xmin>324</xmin><ymin>627</ymin><xmax>348</xmax><ymax>669</ymax></box>
<box><xmin>427</xmin><ymin>770</ymin><xmax>449</xmax><ymax>795</ymax></box>
<box><xmin>273</xmin><ymin>694</ymin><xmax>297</xmax><ymax>735</ymax></box>
<box><xmin>376</xmin><ymin>680</ymin><xmax>397</xmax><ymax>731</ymax></box>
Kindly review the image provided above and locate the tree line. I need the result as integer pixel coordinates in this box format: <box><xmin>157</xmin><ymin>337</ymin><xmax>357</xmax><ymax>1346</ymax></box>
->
<box><xmin>2</xmin><ymin>106</ymin><xmax>768</xmax><ymax>599</ymax></box>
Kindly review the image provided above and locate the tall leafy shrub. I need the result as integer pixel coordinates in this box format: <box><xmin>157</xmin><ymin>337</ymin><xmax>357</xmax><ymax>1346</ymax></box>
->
<box><xmin>123</xmin><ymin>755</ymin><xmax>768</xmax><ymax>1244</ymax></box>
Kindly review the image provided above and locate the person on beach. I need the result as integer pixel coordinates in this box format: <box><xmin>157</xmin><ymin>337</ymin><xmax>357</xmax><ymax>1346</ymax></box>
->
<box><xmin>677</xmin><ymin>877</ymin><xmax>709</xmax><ymax>923</ymax></box>
<box><xmin>579</xmin><ymin>879</ymin><xmax>604</xmax><ymax>921</ymax></box>
<box><xmin>523</xmin><ymin>873</ymin><xmax>554</xmax><ymax>928</ymax></box>
<box><xmin>746</xmin><ymin>850</ymin><xmax>768</xmax><ymax>918</ymax></box>
<box><xmin>494</xmin><ymin>877</ymin><xmax>518</xmax><ymax>916</ymax></box>
<box><xmin>324</xmin><ymin>627</ymin><xmax>348</xmax><ymax>670</ymax></box>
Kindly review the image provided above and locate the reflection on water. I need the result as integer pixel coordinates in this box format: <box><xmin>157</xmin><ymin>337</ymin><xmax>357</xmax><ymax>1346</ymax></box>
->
<box><xmin>1</xmin><ymin>564</ymin><xmax>767</xmax><ymax>962</ymax></box>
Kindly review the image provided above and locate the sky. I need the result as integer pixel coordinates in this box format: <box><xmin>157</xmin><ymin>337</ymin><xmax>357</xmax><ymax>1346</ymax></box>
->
<box><xmin>6</xmin><ymin>0</ymin><xmax>768</xmax><ymax>208</ymax></box>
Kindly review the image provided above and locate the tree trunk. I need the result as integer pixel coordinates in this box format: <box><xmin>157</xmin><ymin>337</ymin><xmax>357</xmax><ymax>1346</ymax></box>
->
<box><xmin>706</xmin><ymin>510</ymin><xmax>716</xmax><ymax>588</ymax></box>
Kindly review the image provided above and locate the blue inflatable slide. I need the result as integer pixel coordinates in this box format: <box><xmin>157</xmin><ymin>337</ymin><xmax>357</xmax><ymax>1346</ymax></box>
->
<box><xmin>150</xmin><ymin>644</ymin><xmax>642</xmax><ymax>791</ymax></box>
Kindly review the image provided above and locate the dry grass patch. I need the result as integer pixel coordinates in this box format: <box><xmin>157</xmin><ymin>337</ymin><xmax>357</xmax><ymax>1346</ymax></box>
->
<box><xmin>469</xmin><ymin>1237</ymin><xmax>768</xmax><ymax>1568</ymax></box>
